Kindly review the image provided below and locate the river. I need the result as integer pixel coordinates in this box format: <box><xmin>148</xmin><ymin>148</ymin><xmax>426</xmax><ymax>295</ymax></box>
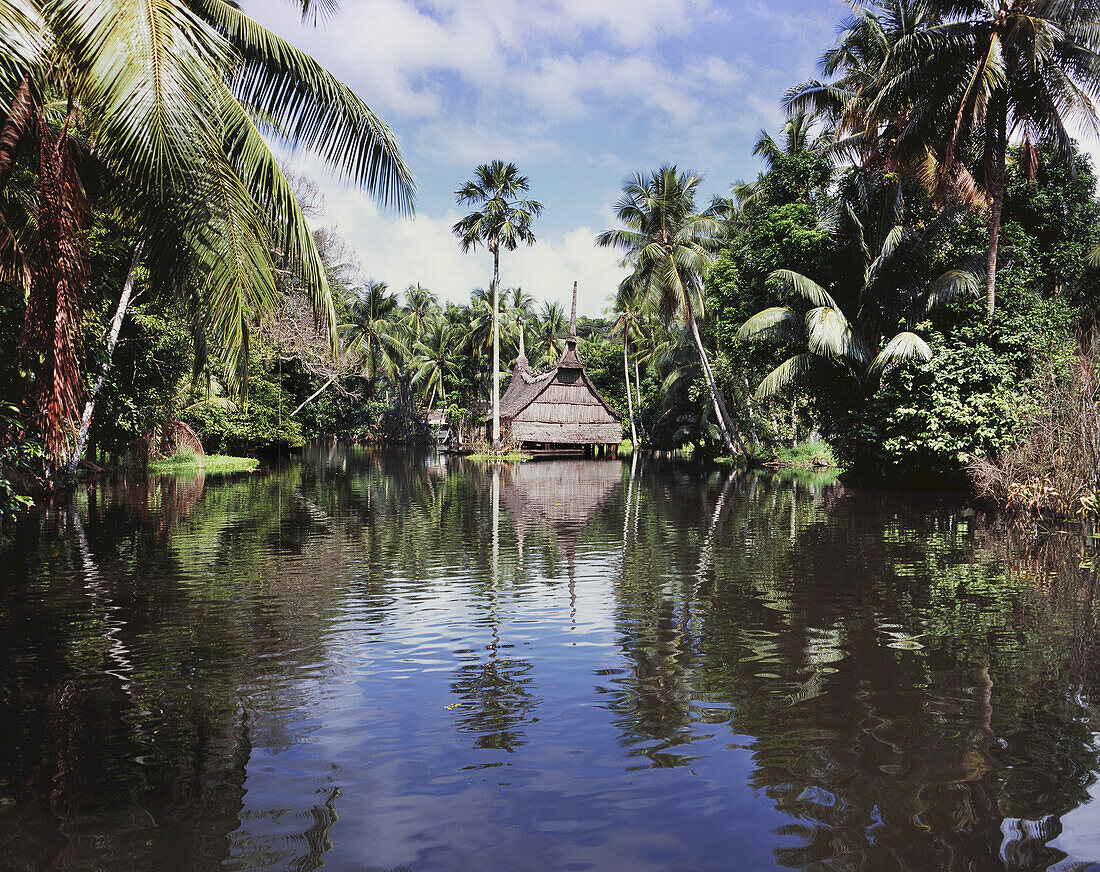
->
<box><xmin>1</xmin><ymin>444</ymin><xmax>1098</xmax><ymax>871</ymax></box>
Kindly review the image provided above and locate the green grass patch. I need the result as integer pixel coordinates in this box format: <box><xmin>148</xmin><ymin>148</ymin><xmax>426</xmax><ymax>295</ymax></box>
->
<box><xmin>771</xmin><ymin>439</ymin><xmax>839</xmax><ymax>470</ymax></box>
<box><xmin>467</xmin><ymin>451</ymin><xmax>531</xmax><ymax>463</ymax></box>
<box><xmin>146</xmin><ymin>451</ymin><xmax>259</xmax><ymax>474</ymax></box>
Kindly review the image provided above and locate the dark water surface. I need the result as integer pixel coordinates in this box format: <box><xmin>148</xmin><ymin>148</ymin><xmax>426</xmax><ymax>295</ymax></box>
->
<box><xmin>3</xmin><ymin>446</ymin><xmax>1100</xmax><ymax>871</ymax></box>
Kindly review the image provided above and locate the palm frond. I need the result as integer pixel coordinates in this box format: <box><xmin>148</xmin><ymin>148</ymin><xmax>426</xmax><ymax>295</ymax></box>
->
<box><xmin>193</xmin><ymin>0</ymin><xmax>416</xmax><ymax>213</ymax></box>
<box><xmin>867</xmin><ymin>330</ymin><xmax>932</xmax><ymax>381</ymax></box>
<box><xmin>806</xmin><ymin>306</ymin><xmax>867</xmax><ymax>362</ymax></box>
<box><xmin>755</xmin><ymin>353</ymin><xmax>818</xmax><ymax>399</ymax></box>
<box><xmin>768</xmin><ymin>269</ymin><xmax>840</xmax><ymax>309</ymax></box>
<box><xmin>737</xmin><ymin>306</ymin><xmax>805</xmax><ymax>343</ymax></box>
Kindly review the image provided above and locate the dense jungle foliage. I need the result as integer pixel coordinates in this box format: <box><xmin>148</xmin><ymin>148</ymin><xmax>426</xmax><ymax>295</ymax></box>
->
<box><xmin>6</xmin><ymin>0</ymin><xmax>1100</xmax><ymax>524</ymax></box>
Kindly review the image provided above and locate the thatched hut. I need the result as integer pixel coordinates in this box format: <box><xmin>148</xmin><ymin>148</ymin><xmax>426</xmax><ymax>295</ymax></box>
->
<box><xmin>498</xmin><ymin>283</ymin><xmax>622</xmax><ymax>449</ymax></box>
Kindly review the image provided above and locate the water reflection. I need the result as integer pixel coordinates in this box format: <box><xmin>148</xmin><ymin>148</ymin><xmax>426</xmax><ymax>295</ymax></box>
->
<box><xmin>1</xmin><ymin>446</ymin><xmax>1099</xmax><ymax>870</ymax></box>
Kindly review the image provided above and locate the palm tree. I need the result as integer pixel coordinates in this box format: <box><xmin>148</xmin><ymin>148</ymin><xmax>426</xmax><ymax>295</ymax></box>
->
<box><xmin>411</xmin><ymin>318</ymin><xmax>458</xmax><ymax>412</ymax></box>
<box><xmin>402</xmin><ymin>283</ymin><xmax>438</xmax><ymax>340</ymax></box>
<box><xmin>785</xmin><ymin>1</ymin><xmax>938</xmax><ymax>166</ymax></box>
<box><xmin>345</xmin><ymin>280</ymin><xmax>410</xmax><ymax>398</ymax></box>
<box><xmin>0</xmin><ymin>0</ymin><xmax>415</xmax><ymax>461</ymax></box>
<box><xmin>596</xmin><ymin>165</ymin><xmax>747</xmax><ymax>458</ymax></box>
<box><xmin>533</xmin><ymin>300</ymin><xmax>567</xmax><ymax>368</ymax></box>
<box><xmin>858</xmin><ymin>0</ymin><xmax>1100</xmax><ymax>318</ymax></box>
<box><xmin>738</xmin><ymin>215</ymin><xmax>981</xmax><ymax>397</ymax></box>
<box><xmin>452</xmin><ymin>161</ymin><xmax>542</xmax><ymax>449</ymax></box>
<box><xmin>727</xmin><ymin>110</ymin><xmax>835</xmax><ymax>214</ymax></box>
<box><xmin>463</xmin><ymin>287</ymin><xmax>496</xmax><ymax>403</ymax></box>
<box><xmin>784</xmin><ymin>1</ymin><xmax>985</xmax><ymax>211</ymax></box>
<box><xmin>501</xmin><ymin>286</ymin><xmax>535</xmax><ymax>360</ymax></box>
<box><xmin>610</xmin><ymin>277</ymin><xmax>654</xmax><ymax>446</ymax></box>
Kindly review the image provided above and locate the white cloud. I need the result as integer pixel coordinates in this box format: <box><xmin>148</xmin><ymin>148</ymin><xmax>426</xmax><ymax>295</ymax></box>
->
<box><xmin>314</xmin><ymin>179</ymin><xmax>626</xmax><ymax>316</ymax></box>
<box><xmin>249</xmin><ymin>0</ymin><xmax>730</xmax><ymax>123</ymax></box>
<box><xmin>416</xmin><ymin>118</ymin><xmax>563</xmax><ymax>167</ymax></box>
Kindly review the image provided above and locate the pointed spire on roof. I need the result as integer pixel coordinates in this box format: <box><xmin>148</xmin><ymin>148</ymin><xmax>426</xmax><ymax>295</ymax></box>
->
<box><xmin>558</xmin><ymin>280</ymin><xmax>583</xmax><ymax>369</ymax></box>
<box><xmin>569</xmin><ymin>281</ymin><xmax>578</xmax><ymax>338</ymax></box>
<box><xmin>517</xmin><ymin>321</ymin><xmax>528</xmax><ymax>368</ymax></box>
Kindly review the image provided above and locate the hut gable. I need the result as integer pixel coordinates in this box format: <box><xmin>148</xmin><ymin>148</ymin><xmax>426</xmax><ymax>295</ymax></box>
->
<box><xmin>498</xmin><ymin>283</ymin><xmax>622</xmax><ymax>446</ymax></box>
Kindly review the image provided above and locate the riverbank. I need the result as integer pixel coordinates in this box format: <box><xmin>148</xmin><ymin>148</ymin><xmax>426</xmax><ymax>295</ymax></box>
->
<box><xmin>141</xmin><ymin>451</ymin><xmax>259</xmax><ymax>474</ymax></box>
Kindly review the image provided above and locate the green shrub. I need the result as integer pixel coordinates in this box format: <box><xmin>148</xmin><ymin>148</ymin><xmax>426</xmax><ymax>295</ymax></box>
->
<box><xmin>825</xmin><ymin>288</ymin><xmax>1075</xmax><ymax>486</ymax></box>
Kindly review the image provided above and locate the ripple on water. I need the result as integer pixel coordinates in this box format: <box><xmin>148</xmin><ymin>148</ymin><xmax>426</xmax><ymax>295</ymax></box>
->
<box><xmin>0</xmin><ymin>451</ymin><xmax>1097</xmax><ymax>871</ymax></box>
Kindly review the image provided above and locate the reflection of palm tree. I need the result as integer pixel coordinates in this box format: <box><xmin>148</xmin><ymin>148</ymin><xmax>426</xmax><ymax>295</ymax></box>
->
<box><xmin>448</xmin><ymin>466</ymin><xmax>537</xmax><ymax>752</ymax></box>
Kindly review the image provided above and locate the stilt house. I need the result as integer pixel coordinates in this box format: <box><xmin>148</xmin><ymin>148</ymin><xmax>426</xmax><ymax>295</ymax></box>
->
<box><xmin>497</xmin><ymin>282</ymin><xmax>622</xmax><ymax>449</ymax></box>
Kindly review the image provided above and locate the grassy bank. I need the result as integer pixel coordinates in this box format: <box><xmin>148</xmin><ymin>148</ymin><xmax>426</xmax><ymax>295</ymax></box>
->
<box><xmin>145</xmin><ymin>450</ymin><xmax>259</xmax><ymax>474</ymax></box>
<box><xmin>768</xmin><ymin>439</ymin><xmax>839</xmax><ymax>470</ymax></box>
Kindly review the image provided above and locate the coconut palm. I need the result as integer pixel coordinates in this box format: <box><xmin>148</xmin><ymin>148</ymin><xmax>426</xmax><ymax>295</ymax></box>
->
<box><xmin>402</xmin><ymin>283</ymin><xmax>438</xmax><ymax>340</ymax></box>
<box><xmin>863</xmin><ymin>0</ymin><xmax>1100</xmax><ymax>318</ymax></box>
<box><xmin>728</xmin><ymin>110</ymin><xmax>835</xmax><ymax>214</ymax></box>
<box><xmin>738</xmin><ymin>214</ymin><xmax>982</xmax><ymax>397</ymax></box>
<box><xmin>411</xmin><ymin>318</ymin><xmax>458</xmax><ymax>412</ymax></box>
<box><xmin>533</xmin><ymin>300</ymin><xmax>567</xmax><ymax>368</ymax></box>
<box><xmin>596</xmin><ymin>165</ymin><xmax>747</xmax><ymax>458</ymax></box>
<box><xmin>452</xmin><ymin>161</ymin><xmax>542</xmax><ymax>449</ymax></box>
<box><xmin>461</xmin><ymin>287</ymin><xmax>497</xmax><ymax>405</ymax></box>
<box><xmin>502</xmin><ymin>286</ymin><xmax>535</xmax><ymax>356</ymax></box>
<box><xmin>0</xmin><ymin>0</ymin><xmax>415</xmax><ymax>460</ymax></box>
<box><xmin>785</xmin><ymin>0</ymin><xmax>939</xmax><ymax>165</ymax></box>
<box><xmin>784</xmin><ymin>0</ymin><xmax>985</xmax><ymax>212</ymax></box>
<box><xmin>345</xmin><ymin>280</ymin><xmax>410</xmax><ymax>397</ymax></box>
<box><xmin>610</xmin><ymin>276</ymin><xmax>655</xmax><ymax>446</ymax></box>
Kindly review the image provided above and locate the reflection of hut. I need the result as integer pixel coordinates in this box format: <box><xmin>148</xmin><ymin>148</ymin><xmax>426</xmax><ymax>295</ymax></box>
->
<box><xmin>497</xmin><ymin>283</ymin><xmax>622</xmax><ymax>450</ymax></box>
<box><xmin>501</xmin><ymin>460</ymin><xmax>623</xmax><ymax>536</ymax></box>
<box><xmin>501</xmin><ymin>459</ymin><xmax>623</xmax><ymax>617</ymax></box>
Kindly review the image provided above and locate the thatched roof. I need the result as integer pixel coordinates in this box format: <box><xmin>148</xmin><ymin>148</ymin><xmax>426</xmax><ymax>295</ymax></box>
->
<box><xmin>498</xmin><ymin>282</ymin><xmax>621</xmax><ymax>435</ymax></box>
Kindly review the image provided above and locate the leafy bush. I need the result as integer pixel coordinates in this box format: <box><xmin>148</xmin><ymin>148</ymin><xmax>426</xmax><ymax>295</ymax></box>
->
<box><xmin>825</xmin><ymin>288</ymin><xmax>1075</xmax><ymax>486</ymax></box>
<box><xmin>183</xmin><ymin>353</ymin><xmax>304</xmax><ymax>454</ymax></box>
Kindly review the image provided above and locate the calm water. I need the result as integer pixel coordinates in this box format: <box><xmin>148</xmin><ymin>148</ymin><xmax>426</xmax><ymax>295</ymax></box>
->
<box><xmin>2</xmin><ymin>446</ymin><xmax>1100</xmax><ymax>871</ymax></box>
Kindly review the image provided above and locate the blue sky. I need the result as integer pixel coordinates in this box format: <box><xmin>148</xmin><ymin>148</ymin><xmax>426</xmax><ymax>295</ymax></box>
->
<box><xmin>253</xmin><ymin>0</ymin><xmax>855</xmax><ymax>315</ymax></box>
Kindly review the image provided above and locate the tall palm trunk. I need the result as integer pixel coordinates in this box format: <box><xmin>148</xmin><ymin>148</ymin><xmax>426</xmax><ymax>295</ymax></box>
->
<box><xmin>22</xmin><ymin>106</ymin><xmax>86</xmax><ymax>464</ymax></box>
<box><xmin>634</xmin><ymin>358</ymin><xmax>646</xmax><ymax>443</ymax></box>
<box><xmin>623</xmin><ymin>340</ymin><xmax>638</xmax><ymax>446</ymax></box>
<box><xmin>985</xmin><ymin>96</ymin><xmax>1008</xmax><ymax>321</ymax></box>
<box><xmin>67</xmin><ymin>243</ymin><xmax>144</xmax><ymax>471</ymax></box>
<box><xmin>0</xmin><ymin>79</ymin><xmax>33</xmax><ymax>191</ymax></box>
<box><xmin>686</xmin><ymin>299</ymin><xmax>747</xmax><ymax>458</ymax></box>
<box><xmin>491</xmin><ymin>246</ymin><xmax>500</xmax><ymax>449</ymax></box>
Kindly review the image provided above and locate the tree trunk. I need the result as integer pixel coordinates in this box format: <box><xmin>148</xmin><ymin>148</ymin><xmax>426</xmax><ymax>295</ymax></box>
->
<box><xmin>686</xmin><ymin>303</ymin><xmax>747</xmax><ymax>459</ymax></box>
<box><xmin>623</xmin><ymin>340</ymin><xmax>638</xmax><ymax>446</ymax></box>
<box><xmin>985</xmin><ymin>98</ymin><xmax>1008</xmax><ymax>321</ymax></box>
<box><xmin>0</xmin><ymin>79</ymin><xmax>33</xmax><ymax>192</ymax></box>
<box><xmin>25</xmin><ymin>106</ymin><xmax>86</xmax><ymax>464</ymax></box>
<box><xmin>491</xmin><ymin>249</ymin><xmax>501</xmax><ymax>449</ymax></box>
<box><xmin>634</xmin><ymin>358</ymin><xmax>646</xmax><ymax>443</ymax></box>
<box><xmin>290</xmin><ymin>373</ymin><xmax>338</xmax><ymax>418</ymax></box>
<box><xmin>67</xmin><ymin>243</ymin><xmax>144</xmax><ymax>471</ymax></box>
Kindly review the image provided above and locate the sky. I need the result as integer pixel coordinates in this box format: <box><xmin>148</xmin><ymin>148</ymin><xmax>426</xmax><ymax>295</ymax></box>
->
<box><xmin>250</xmin><ymin>0</ymin><xmax>858</xmax><ymax>316</ymax></box>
